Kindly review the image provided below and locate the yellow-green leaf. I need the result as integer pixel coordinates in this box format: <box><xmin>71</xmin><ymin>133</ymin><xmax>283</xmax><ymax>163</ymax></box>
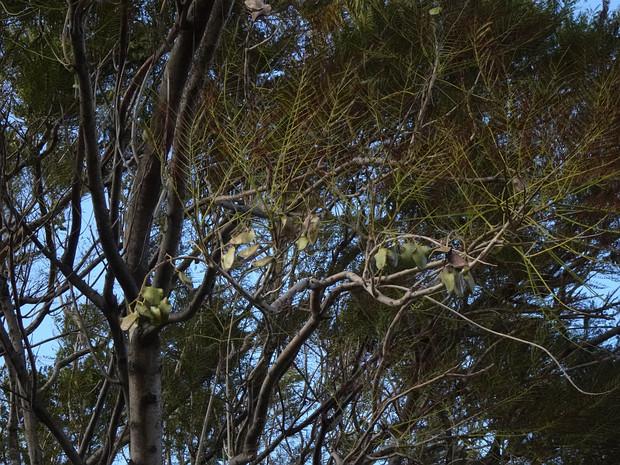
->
<box><xmin>120</xmin><ymin>312</ymin><xmax>139</xmax><ymax>331</ymax></box>
<box><xmin>142</xmin><ymin>286</ymin><xmax>163</xmax><ymax>305</ymax></box>
<box><xmin>463</xmin><ymin>268</ymin><xmax>476</xmax><ymax>292</ymax></box>
<box><xmin>307</xmin><ymin>216</ymin><xmax>319</xmax><ymax>244</ymax></box>
<box><xmin>412</xmin><ymin>245</ymin><xmax>429</xmax><ymax>270</ymax></box>
<box><xmin>149</xmin><ymin>306</ymin><xmax>161</xmax><ymax>325</ymax></box>
<box><xmin>454</xmin><ymin>272</ymin><xmax>465</xmax><ymax>297</ymax></box>
<box><xmin>429</xmin><ymin>6</ymin><xmax>442</xmax><ymax>15</ymax></box>
<box><xmin>135</xmin><ymin>303</ymin><xmax>150</xmax><ymax>316</ymax></box>
<box><xmin>252</xmin><ymin>256</ymin><xmax>273</xmax><ymax>268</ymax></box>
<box><xmin>440</xmin><ymin>267</ymin><xmax>455</xmax><ymax>293</ymax></box>
<box><xmin>159</xmin><ymin>298</ymin><xmax>171</xmax><ymax>324</ymax></box>
<box><xmin>230</xmin><ymin>230</ymin><xmax>256</xmax><ymax>245</ymax></box>
<box><xmin>159</xmin><ymin>297</ymin><xmax>172</xmax><ymax>313</ymax></box>
<box><xmin>238</xmin><ymin>243</ymin><xmax>259</xmax><ymax>258</ymax></box>
<box><xmin>222</xmin><ymin>247</ymin><xmax>236</xmax><ymax>270</ymax></box>
<box><xmin>375</xmin><ymin>247</ymin><xmax>388</xmax><ymax>270</ymax></box>
<box><xmin>177</xmin><ymin>271</ymin><xmax>193</xmax><ymax>288</ymax></box>
<box><xmin>296</xmin><ymin>235</ymin><xmax>309</xmax><ymax>251</ymax></box>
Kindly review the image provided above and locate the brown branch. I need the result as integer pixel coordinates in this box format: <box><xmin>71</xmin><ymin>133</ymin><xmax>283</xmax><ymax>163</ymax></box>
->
<box><xmin>123</xmin><ymin>0</ymin><xmax>216</xmax><ymax>285</ymax></box>
<box><xmin>154</xmin><ymin>0</ymin><xmax>235</xmax><ymax>292</ymax></box>
<box><xmin>0</xmin><ymin>287</ymin><xmax>85</xmax><ymax>465</ymax></box>
<box><xmin>38</xmin><ymin>348</ymin><xmax>90</xmax><ymax>392</ymax></box>
<box><xmin>61</xmin><ymin>128</ymin><xmax>85</xmax><ymax>268</ymax></box>
<box><xmin>239</xmin><ymin>291</ymin><xmax>325</xmax><ymax>462</ymax></box>
<box><xmin>69</xmin><ymin>1</ymin><xmax>138</xmax><ymax>302</ymax></box>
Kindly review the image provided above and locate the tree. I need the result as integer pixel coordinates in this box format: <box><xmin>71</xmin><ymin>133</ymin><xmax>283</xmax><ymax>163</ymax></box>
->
<box><xmin>1</xmin><ymin>0</ymin><xmax>619</xmax><ymax>464</ymax></box>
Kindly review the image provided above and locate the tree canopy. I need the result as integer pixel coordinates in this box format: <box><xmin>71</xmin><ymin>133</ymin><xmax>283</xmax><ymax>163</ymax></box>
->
<box><xmin>0</xmin><ymin>1</ymin><xmax>619</xmax><ymax>464</ymax></box>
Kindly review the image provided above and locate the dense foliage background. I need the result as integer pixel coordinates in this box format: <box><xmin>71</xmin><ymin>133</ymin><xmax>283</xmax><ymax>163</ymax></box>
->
<box><xmin>0</xmin><ymin>1</ymin><xmax>619</xmax><ymax>464</ymax></box>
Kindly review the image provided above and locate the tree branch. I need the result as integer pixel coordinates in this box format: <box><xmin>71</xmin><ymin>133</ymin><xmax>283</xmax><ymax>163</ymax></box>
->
<box><xmin>69</xmin><ymin>1</ymin><xmax>138</xmax><ymax>302</ymax></box>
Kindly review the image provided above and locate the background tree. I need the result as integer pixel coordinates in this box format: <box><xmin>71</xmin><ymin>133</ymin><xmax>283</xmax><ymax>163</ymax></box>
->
<box><xmin>0</xmin><ymin>1</ymin><xmax>619</xmax><ymax>465</ymax></box>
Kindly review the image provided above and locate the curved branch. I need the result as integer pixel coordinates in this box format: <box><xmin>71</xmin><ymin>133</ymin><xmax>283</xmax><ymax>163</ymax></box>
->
<box><xmin>38</xmin><ymin>348</ymin><xmax>90</xmax><ymax>392</ymax></box>
<box><xmin>424</xmin><ymin>295</ymin><xmax>614</xmax><ymax>396</ymax></box>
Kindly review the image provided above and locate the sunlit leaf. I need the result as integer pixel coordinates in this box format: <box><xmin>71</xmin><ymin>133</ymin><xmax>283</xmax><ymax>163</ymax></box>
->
<box><xmin>159</xmin><ymin>297</ymin><xmax>172</xmax><ymax>313</ymax></box>
<box><xmin>440</xmin><ymin>267</ymin><xmax>455</xmax><ymax>293</ymax></box>
<box><xmin>135</xmin><ymin>303</ymin><xmax>150</xmax><ymax>316</ymax></box>
<box><xmin>230</xmin><ymin>230</ymin><xmax>256</xmax><ymax>245</ymax></box>
<box><xmin>374</xmin><ymin>247</ymin><xmax>388</xmax><ymax>270</ymax></box>
<box><xmin>296</xmin><ymin>235</ymin><xmax>309</xmax><ymax>250</ymax></box>
<box><xmin>142</xmin><ymin>286</ymin><xmax>163</xmax><ymax>305</ymax></box>
<box><xmin>149</xmin><ymin>306</ymin><xmax>161</xmax><ymax>325</ymax></box>
<box><xmin>222</xmin><ymin>247</ymin><xmax>236</xmax><ymax>270</ymax></box>
<box><xmin>159</xmin><ymin>298</ymin><xmax>171</xmax><ymax>324</ymax></box>
<box><xmin>252</xmin><ymin>256</ymin><xmax>273</xmax><ymax>268</ymax></box>
<box><xmin>120</xmin><ymin>311</ymin><xmax>139</xmax><ymax>331</ymax></box>
<box><xmin>238</xmin><ymin>243</ymin><xmax>259</xmax><ymax>258</ymax></box>
<box><xmin>429</xmin><ymin>6</ymin><xmax>442</xmax><ymax>15</ymax></box>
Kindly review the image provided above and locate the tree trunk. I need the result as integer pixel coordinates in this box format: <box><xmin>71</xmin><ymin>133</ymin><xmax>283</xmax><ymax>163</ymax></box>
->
<box><xmin>128</xmin><ymin>332</ymin><xmax>163</xmax><ymax>465</ymax></box>
<box><xmin>0</xmin><ymin>277</ymin><xmax>43</xmax><ymax>465</ymax></box>
<box><xmin>6</xmin><ymin>381</ymin><xmax>22</xmax><ymax>465</ymax></box>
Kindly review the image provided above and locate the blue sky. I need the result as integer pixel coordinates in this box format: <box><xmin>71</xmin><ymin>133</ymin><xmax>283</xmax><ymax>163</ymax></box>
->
<box><xmin>577</xmin><ymin>0</ymin><xmax>620</xmax><ymax>12</ymax></box>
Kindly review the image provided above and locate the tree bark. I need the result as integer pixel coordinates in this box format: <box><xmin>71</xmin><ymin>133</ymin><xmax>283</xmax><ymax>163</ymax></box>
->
<box><xmin>123</xmin><ymin>0</ymin><xmax>215</xmax><ymax>285</ymax></box>
<box><xmin>128</xmin><ymin>332</ymin><xmax>162</xmax><ymax>465</ymax></box>
<box><xmin>0</xmin><ymin>276</ymin><xmax>43</xmax><ymax>465</ymax></box>
<box><xmin>6</xmin><ymin>378</ymin><xmax>22</xmax><ymax>465</ymax></box>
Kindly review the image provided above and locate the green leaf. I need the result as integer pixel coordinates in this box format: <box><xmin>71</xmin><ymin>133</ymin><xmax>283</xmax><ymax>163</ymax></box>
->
<box><xmin>462</xmin><ymin>268</ymin><xmax>476</xmax><ymax>292</ymax></box>
<box><xmin>159</xmin><ymin>298</ymin><xmax>171</xmax><ymax>324</ymax></box>
<box><xmin>230</xmin><ymin>230</ymin><xmax>256</xmax><ymax>245</ymax></box>
<box><xmin>120</xmin><ymin>311</ymin><xmax>139</xmax><ymax>331</ymax></box>
<box><xmin>375</xmin><ymin>247</ymin><xmax>388</xmax><ymax>270</ymax></box>
<box><xmin>399</xmin><ymin>242</ymin><xmax>417</xmax><ymax>268</ymax></box>
<box><xmin>454</xmin><ymin>271</ymin><xmax>466</xmax><ymax>297</ymax></box>
<box><xmin>222</xmin><ymin>247</ymin><xmax>236</xmax><ymax>270</ymax></box>
<box><xmin>149</xmin><ymin>306</ymin><xmax>161</xmax><ymax>325</ymax></box>
<box><xmin>142</xmin><ymin>286</ymin><xmax>163</xmax><ymax>306</ymax></box>
<box><xmin>440</xmin><ymin>267</ymin><xmax>455</xmax><ymax>293</ymax></box>
<box><xmin>307</xmin><ymin>216</ymin><xmax>319</xmax><ymax>244</ymax></box>
<box><xmin>429</xmin><ymin>6</ymin><xmax>442</xmax><ymax>15</ymax></box>
<box><xmin>238</xmin><ymin>243</ymin><xmax>259</xmax><ymax>258</ymax></box>
<box><xmin>412</xmin><ymin>245</ymin><xmax>429</xmax><ymax>270</ymax></box>
<box><xmin>135</xmin><ymin>303</ymin><xmax>150</xmax><ymax>316</ymax></box>
<box><xmin>159</xmin><ymin>297</ymin><xmax>172</xmax><ymax>313</ymax></box>
<box><xmin>252</xmin><ymin>256</ymin><xmax>273</xmax><ymax>268</ymax></box>
<box><xmin>296</xmin><ymin>235</ymin><xmax>309</xmax><ymax>250</ymax></box>
<box><xmin>400</xmin><ymin>242</ymin><xmax>429</xmax><ymax>269</ymax></box>
<box><xmin>177</xmin><ymin>271</ymin><xmax>193</xmax><ymax>288</ymax></box>
<box><xmin>387</xmin><ymin>247</ymin><xmax>399</xmax><ymax>268</ymax></box>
